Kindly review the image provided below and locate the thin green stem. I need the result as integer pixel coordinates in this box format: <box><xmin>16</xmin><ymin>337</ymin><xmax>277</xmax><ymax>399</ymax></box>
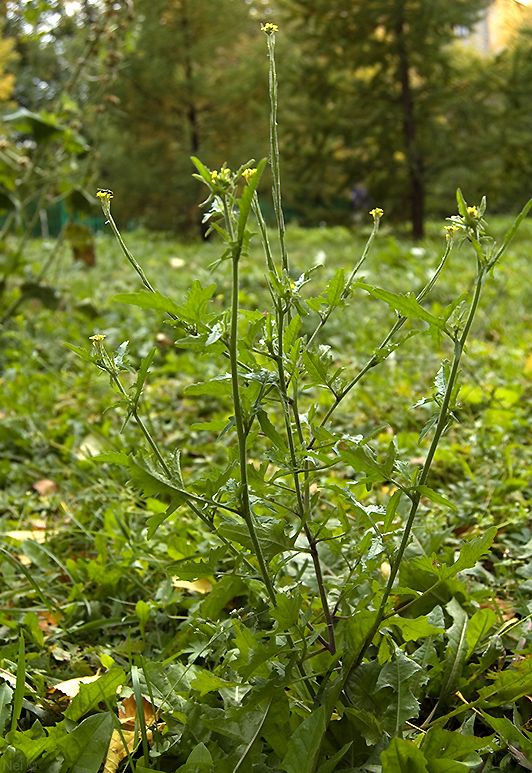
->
<box><xmin>310</xmin><ymin>236</ymin><xmax>454</xmax><ymax>446</ymax></box>
<box><xmin>307</xmin><ymin>215</ymin><xmax>382</xmax><ymax>349</ymax></box>
<box><xmin>351</xmin><ymin>261</ymin><xmax>488</xmax><ymax>671</ymax></box>
<box><xmin>229</xmin><ymin>238</ymin><xmax>276</xmax><ymax>604</ymax></box>
<box><xmin>266</xmin><ymin>32</ymin><xmax>288</xmax><ymax>274</ymax></box>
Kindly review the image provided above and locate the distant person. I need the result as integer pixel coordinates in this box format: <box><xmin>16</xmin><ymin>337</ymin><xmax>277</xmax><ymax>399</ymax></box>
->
<box><xmin>351</xmin><ymin>183</ymin><xmax>370</xmax><ymax>224</ymax></box>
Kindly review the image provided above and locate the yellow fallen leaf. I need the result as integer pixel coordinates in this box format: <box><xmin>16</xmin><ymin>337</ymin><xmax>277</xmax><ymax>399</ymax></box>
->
<box><xmin>171</xmin><ymin>578</ymin><xmax>212</xmax><ymax>594</ymax></box>
<box><xmin>103</xmin><ymin>728</ymin><xmax>137</xmax><ymax>773</ymax></box>
<box><xmin>3</xmin><ymin>530</ymin><xmax>47</xmax><ymax>543</ymax></box>
<box><xmin>118</xmin><ymin>694</ymin><xmax>155</xmax><ymax>730</ymax></box>
<box><xmin>51</xmin><ymin>674</ymin><xmax>101</xmax><ymax>699</ymax></box>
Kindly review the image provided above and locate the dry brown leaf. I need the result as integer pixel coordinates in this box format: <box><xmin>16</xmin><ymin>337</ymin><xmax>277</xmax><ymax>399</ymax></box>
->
<box><xmin>171</xmin><ymin>578</ymin><xmax>212</xmax><ymax>594</ymax></box>
<box><xmin>33</xmin><ymin>479</ymin><xmax>58</xmax><ymax>496</ymax></box>
<box><xmin>118</xmin><ymin>694</ymin><xmax>155</xmax><ymax>729</ymax></box>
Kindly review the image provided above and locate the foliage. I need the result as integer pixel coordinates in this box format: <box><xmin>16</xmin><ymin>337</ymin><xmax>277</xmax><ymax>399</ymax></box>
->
<box><xmin>0</xmin><ymin>0</ymin><xmax>132</xmax><ymax>321</ymax></box>
<box><xmin>276</xmin><ymin>0</ymin><xmax>491</xmax><ymax>238</ymax></box>
<box><xmin>3</xmin><ymin>20</ymin><xmax>532</xmax><ymax>773</ymax></box>
<box><xmin>97</xmin><ymin>0</ymin><xmax>270</xmax><ymax>235</ymax></box>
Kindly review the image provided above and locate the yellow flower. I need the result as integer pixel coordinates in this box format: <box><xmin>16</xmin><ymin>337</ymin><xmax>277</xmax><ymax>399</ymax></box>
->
<box><xmin>445</xmin><ymin>225</ymin><xmax>459</xmax><ymax>240</ymax></box>
<box><xmin>370</xmin><ymin>207</ymin><xmax>384</xmax><ymax>220</ymax></box>
<box><xmin>261</xmin><ymin>23</ymin><xmax>279</xmax><ymax>34</ymax></box>
<box><xmin>96</xmin><ymin>189</ymin><xmax>113</xmax><ymax>201</ymax></box>
<box><xmin>467</xmin><ymin>206</ymin><xmax>479</xmax><ymax>219</ymax></box>
<box><xmin>89</xmin><ymin>334</ymin><xmax>106</xmax><ymax>342</ymax></box>
<box><xmin>242</xmin><ymin>168</ymin><xmax>257</xmax><ymax>182</ymax></box>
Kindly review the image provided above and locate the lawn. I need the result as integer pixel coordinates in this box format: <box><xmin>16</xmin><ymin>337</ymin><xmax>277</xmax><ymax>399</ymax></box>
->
<box><xmin>2</xmin><ymin>212</ymin><xmax>532</xmax><ymax>771</ymax></box>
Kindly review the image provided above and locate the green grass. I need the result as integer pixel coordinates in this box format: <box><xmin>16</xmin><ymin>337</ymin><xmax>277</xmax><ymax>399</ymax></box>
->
<box><xmin>2</xmin><ymin>217</ymin><xmax>532</xmax><ymax>770</ymax></box>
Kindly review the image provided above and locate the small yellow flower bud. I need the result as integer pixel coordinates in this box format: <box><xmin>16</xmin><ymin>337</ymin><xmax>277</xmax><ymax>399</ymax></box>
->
<box><xmin>89</xmin><ymin>334</ymin><xmax>106</xmax><ymax>342</ymax></box>
<box><xmin>96</xmin><ymin>189</ymin><xmax>113</xmax><ymax>201</ymax></box>
<box><xmin>467</xmin><ymin>206</ymin><xmax>479</xmax><ymax>219</ymax></box>
<box><xmin>261</xmin><ymin>23</ymin><xmax>279</xmax><ymax>34</ymax></box>
<box><xmin>242</xmin><ymin>168</ymin><xmax>257</xmax><ymax>182</ymax></box>
<box><xmin>370</xmin><ymin>207</ymin><xmax>384</xmax><ymax>220</ymax></box>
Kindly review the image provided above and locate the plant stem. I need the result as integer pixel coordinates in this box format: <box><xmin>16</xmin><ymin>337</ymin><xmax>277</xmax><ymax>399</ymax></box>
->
<box><xmin>229</xmin><ymin>238</ymin><xmax>276</xmax><ymax>605</ymax></box>
<box><xmin>266</xmin><ymin>32</ymin><xmax>288</xmax><ymax>274</ymax></box>
<box><xmin>310</xmin><ymin>236</ymin><xmax>454</xmax><ymax>447</ymax></box>
<box><xmin>351</xmin><ymin>260</ymin><xmax>487</xmax><ymax>670</ymax></box>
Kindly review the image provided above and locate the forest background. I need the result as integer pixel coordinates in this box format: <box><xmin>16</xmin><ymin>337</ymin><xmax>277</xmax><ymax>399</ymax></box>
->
<box><xmin>2</xmin><ymin>0</ymin><xmax>532</xmax><ymax>243</ymax></box>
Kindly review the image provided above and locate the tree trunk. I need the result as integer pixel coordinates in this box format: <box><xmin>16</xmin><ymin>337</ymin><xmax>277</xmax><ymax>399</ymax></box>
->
<box><xmin>394</xmin><ymin>2</ymin><xmax>425</xmax><ymax>240</ymax></box>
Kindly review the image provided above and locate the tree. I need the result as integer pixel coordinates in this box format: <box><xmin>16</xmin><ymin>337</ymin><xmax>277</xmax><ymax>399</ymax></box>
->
<box><xmin>98</xmin><ymin>0</ymin><xmax>270</xmax><ymax>235</ymax></box>
<box><xmin>278</xmin><ymin>0</ymin><xmax>490</xmax><ymax>238</ymax></box>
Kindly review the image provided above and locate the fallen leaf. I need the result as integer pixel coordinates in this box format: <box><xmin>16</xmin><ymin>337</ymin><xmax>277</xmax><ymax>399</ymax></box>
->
<box><xmin>171</xmin><ymin>578</ymin><xmax>212</xmax><ymax>594</ymax></box>
<box><xmin>50</xmin><ymin>674</ymin><xmax>101</xmax><ymax>699</ymax></box>
<box><xmin>33</xmin><ymin>479</ymin><xmax>58</xmax><ymax>496</ymax></box>
<box><xmin>118</xmin><ymin>694</ymin><xmax>155</xmax><ymax>729</ymax></box>
<box><xmin>3</xmin><ymin>530</ymin><xmax>47</xmax><ymax>543</ymax></box>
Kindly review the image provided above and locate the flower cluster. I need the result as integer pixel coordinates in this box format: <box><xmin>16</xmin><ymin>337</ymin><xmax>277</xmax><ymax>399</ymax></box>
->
<box><xmin>261</xmin><ymin>23</ymin><xmax>278</xmax><ymax>34</ymax></box>
<box><xmin>370</xmin><ymin>207</ymin><xmax>384</xmax><ymax>221</ymax></box>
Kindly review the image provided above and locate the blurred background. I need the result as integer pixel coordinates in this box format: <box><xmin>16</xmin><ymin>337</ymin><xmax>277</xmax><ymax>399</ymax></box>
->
<box><xmin>1</xmin><ymin>0</ymin><xmax>532</xmax><ymax>241</ymax></box>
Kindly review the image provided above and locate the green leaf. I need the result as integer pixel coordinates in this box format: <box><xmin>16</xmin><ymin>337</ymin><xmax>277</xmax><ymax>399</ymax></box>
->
<box><xmin>0</xmin><ymin>747</ymin><xmax>27</xmax><ymax>773</ymax></box>
<box><xmin>64</xmin><ymin>342</ymin><xmax>96</xmax><ymax>364</ymax></box>
<box><xmin>315</xmin><ymin>742</ymin><xmax>353</xmax><ymax>773</ymax></box>
<box><xmin>176</xmin><ymin>741</ymin><xmax>213</xmax><ymax>773</ymax></box>
<box><xmin>422</xmin><ymin>727</ymin><xmax>494</xmax><ymax>763</ymax></box>
<box><xmin>465</xmin><ymin>608</ymin><xmax>498</xmax><ymax>660</ymax></box>
<box><xmin>479</xmin><ymin>657</ymin><xmax>532</xmax><ymax>706</ymax></box>
<box><xmin>280</xmin><ymin>705</ymin><xmax>327</xmax><ymax>773</ymax></box>
<box><xmin>59</xmin><ymin>712</ymin><xmax>114</xmax><ymax>773</ymax></box>
<box><xmin>190</xmin><ymin>671</ymin><xmax>236</xmax><ymax>697</ymax></box>
<box><xmin>344</xmin><ymin>707</ymin><xmax>383</xmax><ymax>746</ymax></box>
<box><xmin>442</xmin><ymin>527</ymin><xmax>497</xmax><ymax>579</ymax></box>
<box><xmin>65</xmin><ymin>669</ymin><xmax>125</xmax><ymax>721</ymax></box>
<box><xmin>191</xmin><ymin>156</ymin><xmax>215</xmax><ymax>185</ymax></box>
<box><xmin>257</xmin><ymin>410</ymin><xmax>288</xmax><ymax>451</ymax></box>
<box><xmin>377</xmin><ymin>646</ymin><xmax>423</xmax><ymax>736</ymax></box>
<box><xmin>184</xmin><ymin>376</ymin><xmax>233</xmax><ymax>396</ymax></box>
<box><xmin>380</xmin><ymin>737</ymin><xmax>430</xmax><ymax>772</ymax></box>
<box><xmin>385</xmin><ymin>616</ymin><xmax>445</xmax><ymax>643</ymax></box>
<box><xmin>271</xmin><ymin>589</ymin><xmax>303</xmax><ymax>631</ymax></box>
<box><xmin>114</xmin><ymin>289</ymin><xmax>183</xmax><ymax>316</ymax></box>
<box><xmin>439</xmin><ymin>599</ymin><xmax>468</xmax><ymax>702</ymax></box>
<box><xmin>217</xmin><ymin>517</ymin><xmax>294</xmax><ymax>562</ymax></box>
<box><xmin>354</xmin><ymin>282</ymin><xmax>447</xmax><ymax>331</ymax></box>
<box><xmin>0</xmin><ymin>683</ymin><xmax>12</xmax><ymax>735</ymax></box>
<box><xmin>343</xmin><ymin>611</ymin><xmax>375</xmax><ymax>668</ymax></box>
<box><xmin>131</xmin><ymin>348</ymin><xmax>156</xmax><ymax>406</ymax></box>
<box><xmin>325</xmin><ymin>268</ymin><xmax>345</xmax><ymax>306</ymax></box>
<box><xmin>413</xmin><ymin>485</ymin><xmax>457</xmax><ymax>511</ymax></box>
<box><xmin>302</xmin><ymin>350</ymin><xmax>330</xmax><ymax>386</ymax></box>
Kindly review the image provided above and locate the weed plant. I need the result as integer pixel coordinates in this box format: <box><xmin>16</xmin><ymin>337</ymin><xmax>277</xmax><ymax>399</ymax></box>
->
<box><xmin>3</xmin><ymin>24</ymin><xmax>532</xmax><ymax>773</ymax></box>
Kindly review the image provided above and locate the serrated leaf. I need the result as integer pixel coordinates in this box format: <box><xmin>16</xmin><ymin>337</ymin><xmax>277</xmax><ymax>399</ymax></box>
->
<box><xmin>217</xmin><ymin>517</ymin><xmax>293</xmax><ymax>562</ymax></box>
<box><xmin>440</xmin><ymin>599</ymin><xmax>468</xmax><ymax>701</ymax></box>
<box><xmin>190</xmin><ymin>671</ymin><xmax>236</xmax><ymax>697</ymax></box>
<box><xmin>377</xmin><ymin>646</ymin><xmax>422</xmax><ymax>736</ymax></box>
<box><xmin>422</xmin><ymin>727</ymin><xmax>494</xmax><ymax>762</ymax></box>
<box><xmin>385</xmin><ymin>616</ymin><xmax>445</xmax><ymax>642</ymax></box>
<box><xmin>302</xmin><ymin>350</ymin><xmax>329</xmax><ymax>385</ymax></box>
<box><xmin>325</xmin><ymin>268</ymin><xmax>345</xmax><ymax>305</ymax></box>
<box><xmin>479</xmin><ymin>657</ymin><xmax>532</xmax><ymax>706</ymax></box>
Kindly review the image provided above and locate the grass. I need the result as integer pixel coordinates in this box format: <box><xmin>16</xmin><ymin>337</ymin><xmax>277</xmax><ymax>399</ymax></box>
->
<box><xmin>2</xmin><ymin>215</ymin><xmax>532</xmax><ymax>770</ymax></box>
